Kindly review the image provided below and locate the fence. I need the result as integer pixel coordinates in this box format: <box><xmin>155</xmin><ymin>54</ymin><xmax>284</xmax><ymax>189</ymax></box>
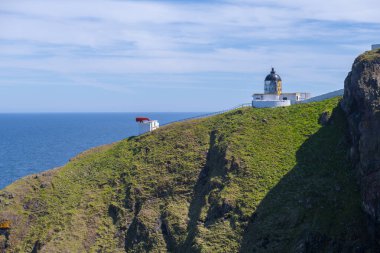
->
<box><xmin>160</xmin><ymin>103</ymin><xmax>252</xmax><ymax>127</ymax></box>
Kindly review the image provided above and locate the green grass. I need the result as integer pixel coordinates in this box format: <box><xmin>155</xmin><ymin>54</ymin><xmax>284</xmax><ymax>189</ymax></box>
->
<box><xmin>0</xmin><ymin>97</ymin><xmax>369</xmax><ymax>252</ymax></box>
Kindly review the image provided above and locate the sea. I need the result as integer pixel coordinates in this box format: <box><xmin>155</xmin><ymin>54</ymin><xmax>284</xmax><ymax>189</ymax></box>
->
<box><xmin>0</xmin><ymin>112</ymin><xmax>202</xmax><ymax>190</ymax></box>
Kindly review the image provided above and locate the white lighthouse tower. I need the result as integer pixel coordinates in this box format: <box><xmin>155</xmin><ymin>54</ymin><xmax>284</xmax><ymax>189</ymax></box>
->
<box><xmin>136</xmin><ymin>117</ymin><xmax>159</xmax><ymax>135</ymax></box>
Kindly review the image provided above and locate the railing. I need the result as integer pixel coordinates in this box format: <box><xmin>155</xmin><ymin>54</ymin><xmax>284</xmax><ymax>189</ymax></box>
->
<box><xmin>160</xmin><ymin>103</ymin><xmax>252</xmax><ymax>127</ymax></box>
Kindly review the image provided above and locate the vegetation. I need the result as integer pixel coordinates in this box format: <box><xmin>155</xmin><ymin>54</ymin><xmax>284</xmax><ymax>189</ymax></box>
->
<box><xmin>356</xmin><ymin>48</ymin><xmax>380</xmax><ymax>62</ymax></box>
<box><xmin>0</xmin><ymin>97</ymin><xmax>369</xmax><ymax>252</ymax></box>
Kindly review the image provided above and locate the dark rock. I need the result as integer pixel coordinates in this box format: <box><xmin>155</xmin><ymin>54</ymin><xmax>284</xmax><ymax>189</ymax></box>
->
<box><xmin>155</xmin><ymin>181</ymin><xmax>173</xmax><ymax>198</ymax></box>
<box><xmin>341</xmin><ymin>49</ymin><xmax>380</xmax><ymax>247</ymax></box>
<box><xmin>209</xmin><ymin>178</ymin><xmax>223</xmax><ymax>190</ymax></box>
<box><xmin>229</xmin><ymin>156</ymin><xmax>241</xmax><ymax>174</ymax></box>
<box><xmin>160</xmin><ymin>212</ymin><xmax>179</xmax><ymax>251</ymax></box>
<box><xmin>31</xmin><ymin>240</ymin><xmax>42</xmax><ymax>253</ymax></box>
<box><xmin>40</xmin><ymin>182</ymin><xmax>49</xmax><ymax>189</ymax></box>
<box><xmin>0</xmin><ymin>191</ymin><xmax>14</xmax><ymax>199</ymax></box>
<box><xmin>165</xmin><ymin>160</ymin><xmax>172</xmax><ymax>170</ymax></box>
<box><xmin>318</xmin><ymin>111</ymin><xmax>330</xmax><ymax>126</ymax></box>
<box><xmin>294</xmin><ymin>231</ymin><xmax>337</xmax><ymax>253</ymax></box>
<box><xmin>23</xmin><ymin>198</ymin><xmax>47</xmax><ymax>214</ymax></box>
<box><xmin>220</xmin><ymin>200</ymin><xmax>234</xmax><ymax>214</ymax></box>
<box><xmin>262</xmin><ymin>118</ymin><xmax>268</xmax><ymax>123</ymax></box>
<box><xmin>108</xmin><ymin>203</ymin><xmax>124</xmax><ymax>225</ymax></box>
<box><xmin>205</xmin><ymin>196</ymin><xmax>235</xmax><ymax>226</ymax></box>
<box><xmin>124</xmin><ymin>217</ymin><xmax>154</xmax><ymax>252</ymax></box>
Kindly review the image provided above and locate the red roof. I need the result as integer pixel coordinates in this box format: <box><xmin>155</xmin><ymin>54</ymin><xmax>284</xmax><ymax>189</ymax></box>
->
<box><xmin>136</xmin><ymin>117</ymin><xmax>150</xmax><ymax>122</ymax></box>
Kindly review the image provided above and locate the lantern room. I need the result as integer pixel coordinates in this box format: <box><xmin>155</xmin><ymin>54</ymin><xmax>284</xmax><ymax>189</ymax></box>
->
<box><xmin>264</xmin><ymin>67</ymin><xmax>282</xmax><ymax>95</ymax></box>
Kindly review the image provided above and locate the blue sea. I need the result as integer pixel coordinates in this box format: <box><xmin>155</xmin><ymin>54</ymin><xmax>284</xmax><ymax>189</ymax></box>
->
<box><xmin>0</xmin><ymin>113</ymin><xmax>201</xmax><ymax>189</ymax></box>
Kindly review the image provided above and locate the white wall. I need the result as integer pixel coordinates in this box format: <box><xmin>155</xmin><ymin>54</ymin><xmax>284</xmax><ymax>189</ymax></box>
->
<box><xmin>252</xmin><ymin>100</ymin><xmax>291</xmax><ymax>108</ymax></box>
<box><xmin>138</xmin><ymin>120</ymin><xmax>160</xmax><ymax>134</ymax></box>
<box><xmin>300</xmin><ymin>89</ymin><xmax>343</xmax><ymax>104</ymax></box>
<box><xmin>280</xmin><ymin>92</ymin><xmax>311</xmax><ymax>102</ymax></box>
<box><xmin>138</xmin><ymin>122</ymin><xmax>151</xmax><ymax>135</ymax></box>
<box><xmin>253</xmin><ymin>94</ymin><xmax>279</xmax><ymax>101</ymax></box>
<box><xmin>251</xmin><ymin>89</ymin><xmax>342</xmax><ymax>108</ymax></box>
<box><xmin>280</xmin><ymin>93</ymin><xmax>298</xmax><ymax>101</ymax></box>
<box><xmin>150</xmin><ymin>120</ymin><xmax>159</xmax><ymax>131</ymax></box>
<box><xmin>299</xmin><ymin>93</ymin><xmax>311</xmax><ymax>100</ymax></box>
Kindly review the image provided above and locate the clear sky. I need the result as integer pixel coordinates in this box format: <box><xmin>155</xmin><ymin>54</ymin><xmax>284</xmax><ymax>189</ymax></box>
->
<box><xmin>0</xmin><ymin>0</ymin><xmax>379</xmax><ymax>112</ymax></box>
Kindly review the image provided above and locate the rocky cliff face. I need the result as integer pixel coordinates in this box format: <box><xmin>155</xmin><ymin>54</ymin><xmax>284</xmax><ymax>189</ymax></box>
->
<box><xmin>342</xmin><ymin>48</ymin><xmax>380</xmax><ymax>247</ymax></box>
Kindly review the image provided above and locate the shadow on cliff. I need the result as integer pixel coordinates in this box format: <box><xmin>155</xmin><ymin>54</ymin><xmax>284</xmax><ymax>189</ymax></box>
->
<box><xmin>178</xmin><ymin>130</ymin><xmax>228</xmax><ymax>253</ymax></box>
<box><xmin>239</xmin><ymin>106</ymin><xmax>371</xmax><ymax>252</ymax></box>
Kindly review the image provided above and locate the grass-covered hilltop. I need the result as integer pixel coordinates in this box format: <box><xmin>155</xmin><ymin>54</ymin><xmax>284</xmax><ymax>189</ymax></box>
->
<box><xmin>0</xmin><ymin>96</ymin><xmax>371</xmax><ymax>252</ymax></box>
<box><xmin>5</xmin><ymin>46</ymin><xmax>380</xmax><ymax>252</ymax></box>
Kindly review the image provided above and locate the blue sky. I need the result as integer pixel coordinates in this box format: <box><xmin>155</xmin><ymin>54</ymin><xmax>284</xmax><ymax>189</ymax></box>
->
<box><xmin>0</xmin><ymin>0</ymin><xmax>379</xmax><ymax>112</ymax></box>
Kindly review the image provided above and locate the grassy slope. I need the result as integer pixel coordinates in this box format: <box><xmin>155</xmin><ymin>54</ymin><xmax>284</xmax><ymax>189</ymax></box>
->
<box><xmin>0</xmin><ymin>97</ymin><xmax>369</xmax><ymax>252</ymax></box>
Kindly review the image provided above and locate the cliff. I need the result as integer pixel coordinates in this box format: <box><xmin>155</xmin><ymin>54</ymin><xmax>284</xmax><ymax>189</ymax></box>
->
<box><xmin>342</xmin><ymin>48</ymin><xmax>380</xmax><ymax>249</ymax></box>
<box><xmin>1</xmin><ymin>95</ymin><xmax>371</xmax><ymax>252</ymax></box>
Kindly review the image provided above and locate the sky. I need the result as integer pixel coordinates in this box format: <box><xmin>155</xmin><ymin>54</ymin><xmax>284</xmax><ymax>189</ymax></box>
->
<box><xmin>0</xmin><ymin>0</ymin><xmax>379</xmax><ymax>112</ymax></box>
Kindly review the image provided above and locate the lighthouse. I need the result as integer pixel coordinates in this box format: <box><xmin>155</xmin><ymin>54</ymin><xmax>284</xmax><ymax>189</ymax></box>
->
<box><xmin>252</xmin><ymin>68</ymin><xmax>310</xmax><ymax>108</ymax></box>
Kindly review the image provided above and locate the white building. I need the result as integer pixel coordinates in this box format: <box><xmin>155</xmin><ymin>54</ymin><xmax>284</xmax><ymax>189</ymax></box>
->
<box><xmin>136</xmin><ymin>117</ymin><xmax>159</xmax><ymax>135</ymax></box>
<box><xmin>252</xmin><ymin>68</ymin><xmax>311</xmax><ymax>108</ymax></box>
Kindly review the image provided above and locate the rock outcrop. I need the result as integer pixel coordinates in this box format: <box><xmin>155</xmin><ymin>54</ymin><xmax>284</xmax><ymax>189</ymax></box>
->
<box><xmin>342</xmin><ymin>48</ymin><xmax>380</xmax><ymax>246</ymax></box>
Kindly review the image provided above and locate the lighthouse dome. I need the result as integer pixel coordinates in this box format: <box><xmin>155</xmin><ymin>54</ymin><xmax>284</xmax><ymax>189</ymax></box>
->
<box><xmin>264</xmin><ymin>67</ymin><xmax>282</xmax><ymax>94</ymax></box>
<box><xmin>265</xmin><ymin>67</ymin><xmax>281</xmax><ymax>82</ymax></box>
